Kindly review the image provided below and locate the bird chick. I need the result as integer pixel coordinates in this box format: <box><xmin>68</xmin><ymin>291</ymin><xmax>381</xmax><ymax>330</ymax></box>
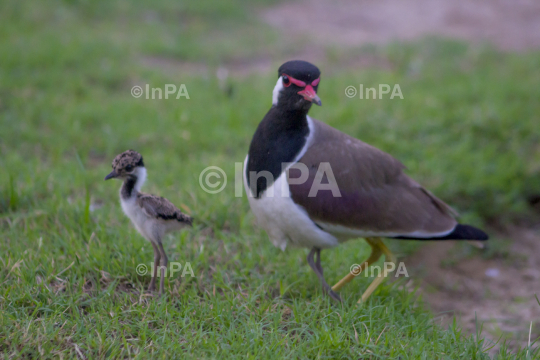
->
<box><xmin>105</xmin><ymin>150</ymin><xmax>192</xmax><ymax>295</ymax></box>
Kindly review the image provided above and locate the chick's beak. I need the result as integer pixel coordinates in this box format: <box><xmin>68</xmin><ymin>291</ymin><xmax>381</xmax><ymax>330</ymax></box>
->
<box><xmin>104</xmin><ymin>171</ymin><xmax>117</xmax><ymax>180</ymax></box>
<box><xmin>298</xmin><ymin>85</ymin><xmax>322</xmax><ymax>106</ymax></box>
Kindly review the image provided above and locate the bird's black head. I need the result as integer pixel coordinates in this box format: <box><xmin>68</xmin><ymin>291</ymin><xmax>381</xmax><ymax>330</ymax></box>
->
<box><xmin>104</xmin><ymin>150</ymin><xmax>145</xmax><ymax>180</ymax></box>
<box><xmin>273</xmin><ymin>60</ymin><xmax>321</xmax><ymax>111</ymax></box>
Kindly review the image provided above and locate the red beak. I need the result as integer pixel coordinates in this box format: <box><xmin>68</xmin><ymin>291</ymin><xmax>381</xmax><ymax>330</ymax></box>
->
<box><xmin>298</xmin><ymin>85</ymin><xmax>322</xmax><ymax>106</ymax></box>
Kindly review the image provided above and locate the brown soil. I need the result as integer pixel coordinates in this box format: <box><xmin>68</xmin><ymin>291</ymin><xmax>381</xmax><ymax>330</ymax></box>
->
<box><xmin>402</xmin><ymin>226</ymin><xmax>540</xmax><ymax>351</ymax></box>
<box><xmin>262</xmin><ymin>0</ymin><xmax>540</xmax><ymax>51</ymax></box>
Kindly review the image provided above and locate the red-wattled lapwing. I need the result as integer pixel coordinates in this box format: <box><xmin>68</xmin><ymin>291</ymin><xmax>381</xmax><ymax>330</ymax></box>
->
<box><xmin>105</xmin><ymin>150</ymin><xmax>193</xmax><ymax>295</ymax></box>
<box><xmin>243</xmin><ymin>60</ymin><xmax>488</xmax><ymax>303</ymax></box>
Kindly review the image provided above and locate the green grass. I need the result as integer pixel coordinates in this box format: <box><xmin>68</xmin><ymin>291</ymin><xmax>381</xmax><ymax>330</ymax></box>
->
<box><xmin>1</xmin><ymin>0</ymin><xmax>540</xmax><ymax>358</ymax></box>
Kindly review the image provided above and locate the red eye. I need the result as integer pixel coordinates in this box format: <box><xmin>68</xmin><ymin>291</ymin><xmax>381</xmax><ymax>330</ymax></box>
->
<box><xmin>282</xmin><ymin>75</ymin><xmax>291</xmax><ymax>87</ymax></box>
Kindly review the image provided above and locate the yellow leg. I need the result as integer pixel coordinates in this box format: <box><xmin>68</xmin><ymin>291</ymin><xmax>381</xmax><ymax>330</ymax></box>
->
<box><xmin>331</xmin><ymin>237</ymin><xmax>397</xmax><ymax>303</ymax></box>
<box><xmin>331</xmin><ymin>238</ymin><xmax>382</xmax><ymax>292</ymax></box>
<box><xmin>358</xmin><ymin>238</ymin><xmax>397</xmax><ymax>303</ymax></box>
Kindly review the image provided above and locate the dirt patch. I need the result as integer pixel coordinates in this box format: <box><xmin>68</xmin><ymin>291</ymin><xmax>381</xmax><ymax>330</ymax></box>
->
<box><xmin>403</xmin><ymin>226</ymin><xmax>540</xmax><ymax>351</ymax></box>
<box><xmin>262</xmin><ymin>0</ymin><xmax>540</xmax><ymax>51</ymax></box>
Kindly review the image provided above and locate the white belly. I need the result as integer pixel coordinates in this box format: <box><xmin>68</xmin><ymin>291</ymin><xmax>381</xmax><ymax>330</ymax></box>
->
<box><xmin>243</xmin><ymin>156</ymin><xmax>339</xmax><ymax>250</ymax></box>
<box><xmin>120</xmin><ymin>196</ymin><xmax>172</xmax><ymax>243</ymax></box>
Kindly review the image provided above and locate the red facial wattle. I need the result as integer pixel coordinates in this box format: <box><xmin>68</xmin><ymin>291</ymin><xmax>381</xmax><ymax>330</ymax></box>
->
<box><xmin>281</xmin><ymin>74</ymin><xmax>322</xmax><ymax>106</ymax></box>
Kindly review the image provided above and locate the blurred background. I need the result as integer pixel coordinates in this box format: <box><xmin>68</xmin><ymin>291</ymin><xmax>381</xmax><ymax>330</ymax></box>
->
<box><xmin>1</xmin><ymin>0</ymin><xmax>539</xmax><ymax>357</ymax></box>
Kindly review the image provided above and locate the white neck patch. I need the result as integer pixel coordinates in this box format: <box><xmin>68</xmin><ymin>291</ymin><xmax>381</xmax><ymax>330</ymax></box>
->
<box><xmin>133</xmin><ymin>167</ymin><xmax>147</xmax><ymax>192</ymax></box>
<box><xmin>272</xmin><ymin>76</ymin><xmax>284</xmax><ymax>105</ymax></box>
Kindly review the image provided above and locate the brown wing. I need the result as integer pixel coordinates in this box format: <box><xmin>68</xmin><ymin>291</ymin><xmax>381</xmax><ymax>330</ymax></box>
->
<box><xmin>137</xmin><ymin>193</ymin><xmax>193</xmax><ymax>225</ymax></box>
<box><xmin>288</xmin><ymin>119</ymin><xmax>457</xmax><ymax>236</ymax></box>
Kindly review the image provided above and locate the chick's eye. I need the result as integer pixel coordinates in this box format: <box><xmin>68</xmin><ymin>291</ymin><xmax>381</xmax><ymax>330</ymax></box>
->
<box><xmin>282</xmin><ymin>75</ymin><xmax>291</xmax><ymax>87</ymax></box>
<box><xmin>125</xmin><ymin>165</ymin><xmax>133</xmax><ymax>172</ymax></box>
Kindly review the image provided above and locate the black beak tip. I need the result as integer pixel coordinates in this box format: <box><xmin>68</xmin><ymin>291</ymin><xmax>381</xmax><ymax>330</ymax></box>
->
<box><xmin>313</xmin><ymin>99</ymin><xmax>322</xmax><ymax>106</ymax></box>
<box><xmin>104</xmin><ymin>171</ymin><xmax>116</xmax><ymax>180</ymax></box>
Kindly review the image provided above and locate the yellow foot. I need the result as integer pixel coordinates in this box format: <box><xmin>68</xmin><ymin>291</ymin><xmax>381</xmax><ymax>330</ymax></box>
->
<box><xmin>331</xmin><ymin>237</ymin><xmax>397</xmax><ymax>303</ymax></box>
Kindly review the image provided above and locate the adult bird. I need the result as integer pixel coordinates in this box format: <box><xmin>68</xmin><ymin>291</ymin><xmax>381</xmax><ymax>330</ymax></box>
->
<box><xmin>243</xmin><ymin>60</ymin><xmax>488</xmax><ymax>303</ymax></box>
